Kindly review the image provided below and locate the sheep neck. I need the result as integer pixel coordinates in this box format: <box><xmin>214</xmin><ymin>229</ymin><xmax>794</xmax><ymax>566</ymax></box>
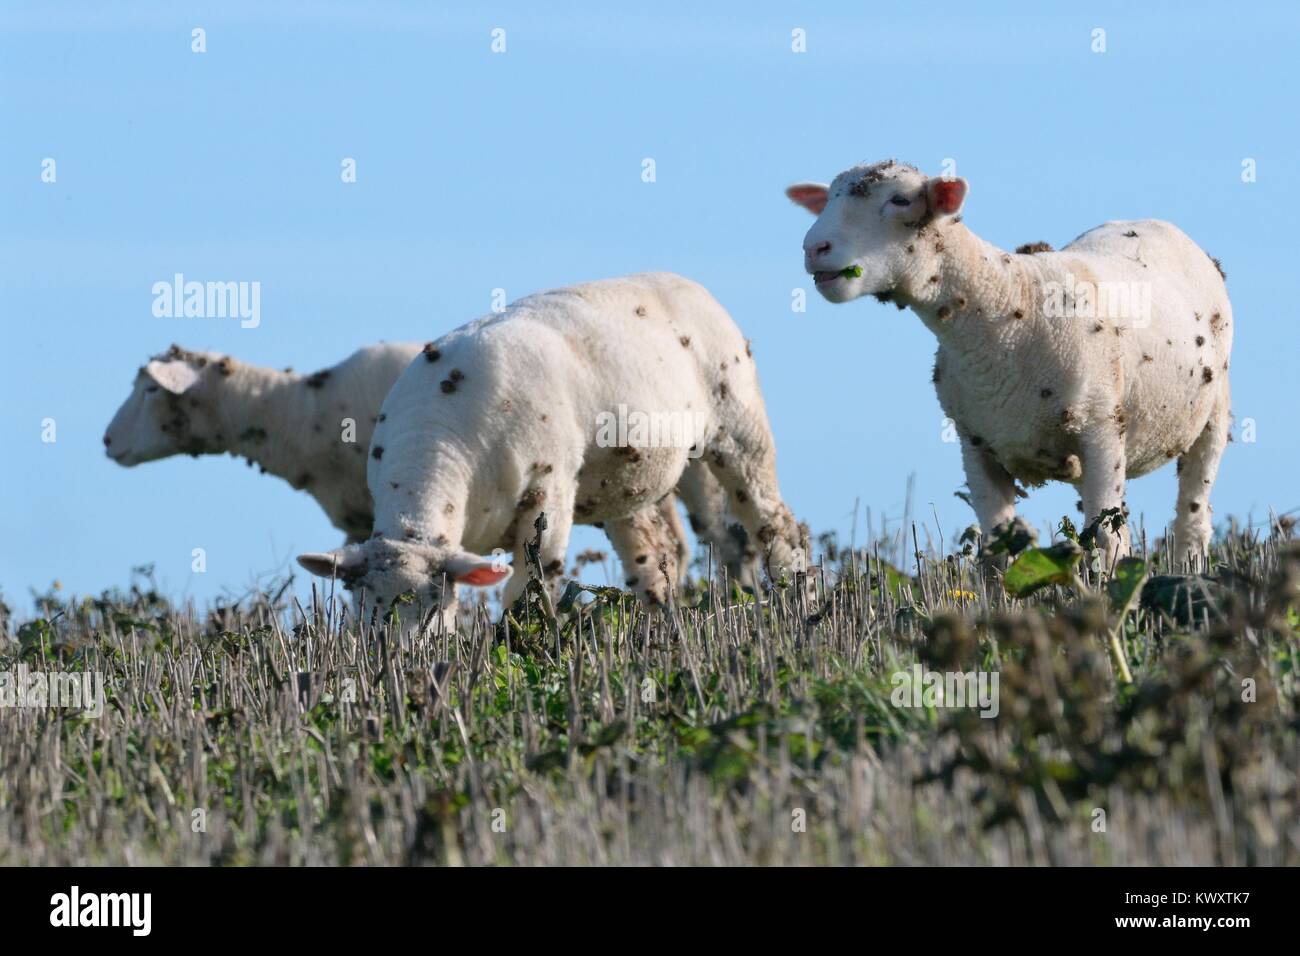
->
<box><xmin>214</xmin><ymin>365</ymin><xmax>314</xmax><ymax>483</ymax></box>
<box><xmin>370</xmin><ymin>434</ymin><xmax>477</xmax><ymax>549</ymax></box>
<box><xmin>894</xmin><ymin>219</ymin><xmax>1034</xmax><ymax>348</ymax></box>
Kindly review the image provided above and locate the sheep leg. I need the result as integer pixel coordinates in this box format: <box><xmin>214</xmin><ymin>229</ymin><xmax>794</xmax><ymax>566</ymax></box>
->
<box><xmin>654</xmin><ymin>494</ymin><xmax>691</xmax><ymax>586</ymax></box>
<box><xmin>675</xmin><ymin>460</ymin><xmax>755</xmax><ymax>588</ymax></box>
<box><xmin>501</xmin><ymin>490</ymin><xmax>575</xmax><ymax>607</ymax></box>
<box><xmin>702</xmin><ymin>439</ymin><xmax>811</xmax><ymax>597</ymax></box>
<box><xmin>604</xmin><ymin>505</ymin><xmax>682</xmax><ymax>606</ymax></box>
<box><xmin>1078</xmin><ymin>433</ymin><xmax>1130</xmax><ymax>568</ymax></box>
<box><xmin>960</xmin><ymin>438</ymin><xmax>1020</xmax><ymax>545</ymax></box>
<box><xmin>1173</xmin><ymin>381</ymin><xmax>1229</xmax><ymax>567</ymax></box>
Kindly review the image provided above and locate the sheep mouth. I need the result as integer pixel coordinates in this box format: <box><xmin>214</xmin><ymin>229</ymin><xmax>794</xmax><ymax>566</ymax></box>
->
<box><xmin>105</xmin><ymin>446</ymin><xmax>144</xmax><ymax>466</ymax></box>
<box><xmin>814</xmin><ymin>265</ymin><xmax>862</xmax><ymax>285</ymax></box>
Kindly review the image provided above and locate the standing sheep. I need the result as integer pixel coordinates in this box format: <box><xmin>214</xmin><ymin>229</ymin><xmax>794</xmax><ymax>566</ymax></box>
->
<box><xmin>296</xmin><ymin>273</ymin><xmax>808</xmax><ymax>622</ymax></box>
<box><xmin>786</xmin><ymin>160</ymin><xmax>1232</xmax><ymax>566</ymax></box>
<box><xmin>105</xmin><ymin>342</ymin><xmax>749</xmax><ymax>584</ymax></box>
<box><xmin>104</xmin><ymin>342</ymin><xmax>421</xmax><ymax>543</ymax></box>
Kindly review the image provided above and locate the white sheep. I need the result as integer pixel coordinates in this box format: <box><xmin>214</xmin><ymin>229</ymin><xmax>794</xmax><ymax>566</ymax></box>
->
<box><xmin>296</xmin><ymin>272</ymin><xmax>807</xmax><ymax>622</ymax></box>
<box><xmin>787</xmin><ymin>160</ymin><xmax>1233</xmax><ymax>565</ymax></box>
<box><xmin>105</xmin><ymin>342</ymin><xmax>748</xmax><ymax>583</ymax></box>
<box><xmin>104</xmin><ymin>342</ymin><xmax>421</xmax><ymax>542</ymax></box>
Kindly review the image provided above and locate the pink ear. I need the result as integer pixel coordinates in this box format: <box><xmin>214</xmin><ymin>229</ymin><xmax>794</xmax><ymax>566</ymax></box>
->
<box><xmin>786</xmin><ymin>183</ymin><xmax>830</xmax><ymax>215</ymax></box>
<box><xmin>927</xmin><ymin>178</ymin><xmax>968</xmax><ymax>215</ymax></box>
<box><xmin>454</xmin><ymin>565</ymin><xmax>511</xmax><ymax>587</ymax></box>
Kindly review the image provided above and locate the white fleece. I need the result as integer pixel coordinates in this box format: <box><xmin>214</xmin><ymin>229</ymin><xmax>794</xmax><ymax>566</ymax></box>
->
<box><xmin>297</xmin><ymin>273</ymin><xmax>806</xmax><ymax>616</ymax></box>
<box><xmin>791</xmin><ymin>160</ymin><xmax>1232</xmax><ymax>565</ymax></box>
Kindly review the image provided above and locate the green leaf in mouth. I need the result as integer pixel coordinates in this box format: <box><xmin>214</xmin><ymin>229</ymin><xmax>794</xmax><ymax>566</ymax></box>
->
<box><xmin>840</xmin><ymin>265</ymin><xmax>863</xmax><ymax>279</ymax></box>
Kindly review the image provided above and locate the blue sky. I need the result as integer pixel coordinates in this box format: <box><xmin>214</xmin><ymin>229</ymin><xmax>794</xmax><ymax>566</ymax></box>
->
<box><xmin>2</xmin><ymin>1</ymin><xmax>1296</xmax><ymax>612</ymax></box>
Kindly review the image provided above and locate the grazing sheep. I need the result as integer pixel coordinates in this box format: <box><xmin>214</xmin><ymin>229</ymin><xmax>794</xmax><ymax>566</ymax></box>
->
<box><xmin>296</xmin><ymin>272</ymin><xmax>807</xmax><ymax>624</ymax></box>
<box><xmin>105</xmin><ymin>342</ymin><xmax>745</xmax><ymax>582</ymax></box>
<box><xmin>787</xmin><ymin>160</ymin><xmax>1233</xmax><ymax>565</ymax></box>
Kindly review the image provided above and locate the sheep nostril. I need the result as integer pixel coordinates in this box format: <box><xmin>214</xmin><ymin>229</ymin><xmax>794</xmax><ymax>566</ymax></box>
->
<box><xmin>103</xmin><ymin>436</ymin><xmax>112</xmax><ymax>447</ymax></box>
<box><xmin>813</xmin><ymin>241</ymin><xmax>832</xmax><ymax>259</ymax></box>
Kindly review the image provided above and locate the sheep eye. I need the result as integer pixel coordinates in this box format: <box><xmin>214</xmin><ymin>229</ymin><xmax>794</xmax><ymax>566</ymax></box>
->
<box><xmin>889</xmin><ymin>195</ymin><xmax>911</xmax><ymax>206</ymax></box>
<box><xmin>145</xmin><ymin>385</ymin><xmax>160</xmax><ymax>393</ymax></box>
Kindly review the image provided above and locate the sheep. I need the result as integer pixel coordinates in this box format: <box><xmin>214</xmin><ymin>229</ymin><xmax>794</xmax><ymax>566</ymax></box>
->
<box><xmin>104</xmin><ymin>342</ymin><xmax>422</xmax><ymax>543</ymax></box>
<box><xmin>105</xmin><ymin>341</ymin><xmax>749</xmax><ymax>585</ymax></box>
<box><xmin>296</xmin><ymin>272</ymin><xmax>808</xmax><ymax>626</ymax></box>
<box><xmin>786</xmin><ymin>160</ymin><xmax>1233</xmax><ymax>567</ymax></box>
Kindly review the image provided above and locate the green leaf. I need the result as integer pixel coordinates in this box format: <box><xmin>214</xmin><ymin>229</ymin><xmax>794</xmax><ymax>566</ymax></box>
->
<box><xmin>1057</xmin><ymin>515</ymin><xmax>1079</xmax><ymax>543</ymax></box>
<box><xmin>1080</xmin><ymin>507</ymin><xmax>1125</xmax><ymax>549</ymax></box>
<box><xmin>987</xmin><ymin>521</ymin><xmax>1036</xmax><ymax>556</ymax></box>
<box><xmin>1139</xmin><ymin>574</ymin><xmax>1226</xmax><ymax>625</ymax></box>
<box><xmin>17</xmin><ymin>618</ymin><xmax>53</xmax><ymax>650</ymax></box>
<box><xmin>590</xmin><ymin>719</ymin><xmax>628</xmax><ymax>748</ymax></box>
<box><xmin>1106</xmin><ymin>557</ymin><xmax>1148</xmax><ymax>617</ymax></box>
<box><xmin>555</xmin><ymin>579</ymin><xmax>584</xmax><ymax>615</ymax></box>
<box><xmin>871</xmin><ymin>561</ymin><xmax>910</xmax><ymax>599</ymax></box>
<box><xmin>1003</xmin><ymin>542</ymin><xmax>1083</xmax><ymax>597</ymax></box>
<box><xmin>525</xmin><ymin>748</ymin><xmax>567</xmax><ymax>774</ymax></box>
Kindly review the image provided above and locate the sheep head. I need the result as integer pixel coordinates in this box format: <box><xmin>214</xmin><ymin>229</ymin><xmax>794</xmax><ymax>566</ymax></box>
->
<box><xmin>297</xmin><ymin>538</ymin><xmax>511</xmax><ymax>624</ymax></box>
<box><xmin>786</xmin><ymin>160</ymin><xmax>967</xmax><ymax>304</ymax></box>
<box><xmin>103</xmin><ymin>346</ymin><xmax>226</xmax><ymax>465</ymax></box>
